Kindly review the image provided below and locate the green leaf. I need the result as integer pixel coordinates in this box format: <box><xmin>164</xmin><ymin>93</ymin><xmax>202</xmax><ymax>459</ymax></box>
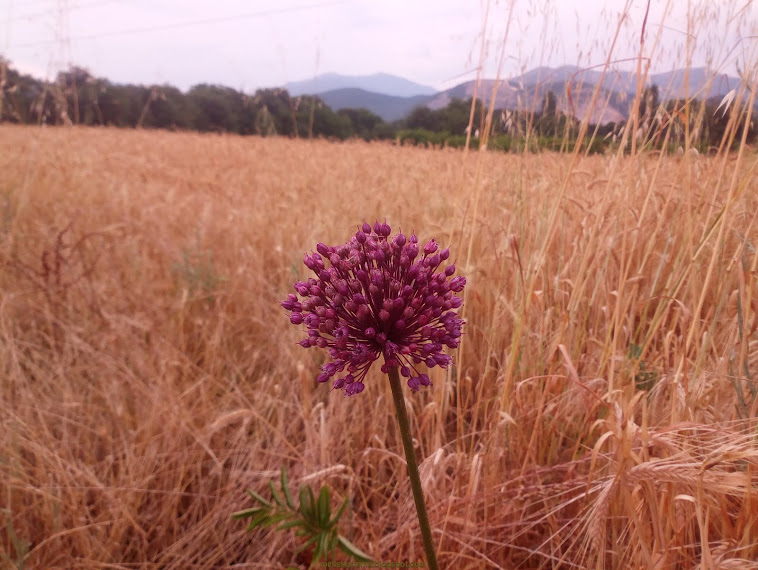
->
<box><xmin>231</xmin><ymin>507</ymin><xmax>265</xmax><ymax>520</ymax></box>
<box><xmin>317</xmin><ymin>485</ymin><xmax>331</xmax><ymax>528</ymax></box>
<box><xmin>314</xmin><ymin>531</ymin><xmax>331</xmax><ymax>563</ymax></box>
<box><xmin>328</xmin><ymin>496</ymin><xmax>349</xmax><ymax>529</ymax></box>
<box><xmin>245</xmin><ymin>510</ymin><xmax>273</xmax><ymax>531</ymax></box>
<box><xmin>337</xmin><ymin>535</ymin><xmax>374</xmax><ymax>562</ymax></box>
<box><xmin>277</xmin><ymin>519</ymin><xmax>307</xmax><ymax>531</ymax></box>
<box><xmin>281</xmin><ymin>467</ymin><xmax>295</xmax><ymax>510</ymax></box>
<box><xmin>246</xmin><ymin>489</ymin><xmax>273</xmax><ymax>508</ymax></box>
<box><xmin>307</xmin><ymin>486</ymin><xmax>316</xmax><ymax>521</ymax></box>
<box><xmin>299</xmin><ymin>485</ymin><xmax>314</xmax><ymax>521</ymax></box>
<box><xmin>328</xmin><ymin>528</ymin><xmax>340</xmax><ymax>556</ymax></box>
<box><xmin>294</xmin><ymin>532</ymin><xmax>320</xmax><ymax>554</ymax></box>
<box><xmin>269</xmin><ymin>480</ymin><xmax>286</xmax><ymax>508</ymax></box>
<box><xmin>264</xmin><ymin>512</ymin><xmax>296</xmax><ymax>527</ymax></box>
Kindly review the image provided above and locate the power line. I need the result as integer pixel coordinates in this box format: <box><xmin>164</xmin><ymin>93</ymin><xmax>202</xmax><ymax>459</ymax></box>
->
<box><xmin>4</xmin><ymin>0</ymin><xmax>64</xmax><ymax>8</ymax></box>
<box><xmin>1</xmin><ymin>0</ymin><xmax>120</xmax><ymax>25</ymax></box>
<box><xmin>6</xmin><ymin>0</ymin><xmax>350</xmax><ymax>48</ymax></box>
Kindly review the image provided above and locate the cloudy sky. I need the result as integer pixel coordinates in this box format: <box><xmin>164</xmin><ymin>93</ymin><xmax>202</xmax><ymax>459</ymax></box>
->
<box><xmin>1</xmin><ymin>0</ymin><xmax>756</xmax><ymax>92</ymax></box>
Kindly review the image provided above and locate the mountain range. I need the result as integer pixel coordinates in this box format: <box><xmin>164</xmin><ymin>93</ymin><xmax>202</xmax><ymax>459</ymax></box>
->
<box><xmin>287</xmin><ymin>72</ymin><xmax>436</xmax><ymax>98</ymax></box>
<box><xmin>285</xmin><ymin>67</ymin><xmax>744</xmax><ymax>124</ymax></box>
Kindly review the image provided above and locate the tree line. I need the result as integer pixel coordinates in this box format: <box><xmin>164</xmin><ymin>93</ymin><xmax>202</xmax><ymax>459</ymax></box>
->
<box><xmin>1</xmin><ymin>57</ymin><xmax>754</xmax><ymax>153</ymax></box>
<box><xmin>0</xmin><ymin>58</ymin><xmax>394</xmax><ymax>140</ymax></box>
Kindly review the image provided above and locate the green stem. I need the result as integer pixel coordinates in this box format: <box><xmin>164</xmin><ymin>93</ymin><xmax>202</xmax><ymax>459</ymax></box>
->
<box><xmin>386</xmin><ymin>365</ymin><xmax>439</xmax><ymax>570</ymax></box>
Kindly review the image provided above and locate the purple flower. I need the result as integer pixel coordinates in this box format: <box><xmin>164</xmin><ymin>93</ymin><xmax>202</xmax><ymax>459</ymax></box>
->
<box><xmin>282</xmin><ymin>222</ymin><xmax>465</xmax><ymax>396</ymax></box>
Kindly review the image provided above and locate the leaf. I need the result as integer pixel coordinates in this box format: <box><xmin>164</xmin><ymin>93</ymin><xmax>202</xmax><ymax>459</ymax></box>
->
<box><xmin>294</xmin><ymin>532</ymin><xmax>320</xmax><ymax>554</ymax></box>
<box><xmin>278</xmin><ymin>519</ymin><xmax>307</xmax><ymax>531</ymax></box>
<box><xmin>328</xmin><ymin>496</ymin><xmax>349</xmax><ymax>529</ymax></box>
<box><xmin>269</xmin><ymin>480</ymin><xmax>286</xmax><ymax>508</ymax></box>
<box><xmin>264</xmin><ymin>512</ymin><xmax>296</xmax><ymax>527</ymax></box>
<box><xmin>317</xmin><ymin>485</ymin><xmax>331</xmax><ymax>527</ymax></box>
<box><xmin>337</xmin><ymin>535</ymin><xmax>375</xmax><ymax>562</ymax></box>
<box><xmin>307</xmin><ymin>486</ymin><xmax>316</xmax><ymax>517</ymax></box>
<box><xmin>281</xmin><ymin>467</ymin><xmax>295</xmax><ymax>510</ymax></box>
<box><xmin>246</xmin><ymin>510</ymin><xmax>273</xmax><ymax>531</ymax></box>
<box><xmin>231</xmin><ymin>507</ymin><xmax>266</xmax><ymax>520</ymax></box>
<box><xmin>246</xmin><ymin>489</ymin><xmax>272</xmax><ymax>508</ymax></box>
<box><xmin>299</xmin><ymin>485</ymin><xmax>314</xmax><ymax>521</ymax></box>
<box><xmin>314</xmin><ymin>531</ymin><xmax>331</xmax><ymax>562</ymax></box>
<box><xmin>328</xmin><ymin>528</ymin><xmax>340</xmax><ymax>558</ymax></box>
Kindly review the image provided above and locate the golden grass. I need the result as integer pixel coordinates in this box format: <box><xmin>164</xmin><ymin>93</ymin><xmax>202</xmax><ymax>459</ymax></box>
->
<box><xmin>1</xmin><ymin>124</ymin><xmax>758</xmax><ymax>568</ymax></box>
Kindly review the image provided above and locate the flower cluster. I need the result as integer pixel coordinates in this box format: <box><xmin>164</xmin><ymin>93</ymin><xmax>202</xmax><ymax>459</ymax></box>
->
<box><xmin>282</xmin><ymin>222</ymin><xmax>465</xmax><ymax>396</ymax></box>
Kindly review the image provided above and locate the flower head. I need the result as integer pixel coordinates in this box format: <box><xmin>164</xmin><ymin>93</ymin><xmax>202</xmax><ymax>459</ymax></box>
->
<box><xmin>282</xmin><ymin>222</ymin><xmax>465</xmax><ymax>396</ymax></box>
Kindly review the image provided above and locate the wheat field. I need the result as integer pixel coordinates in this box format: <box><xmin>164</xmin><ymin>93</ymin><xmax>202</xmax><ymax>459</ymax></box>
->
<box><xmin>1</xmin><ymin>124</ymin><xmax>757</xmax><ymax>568</ymax></box>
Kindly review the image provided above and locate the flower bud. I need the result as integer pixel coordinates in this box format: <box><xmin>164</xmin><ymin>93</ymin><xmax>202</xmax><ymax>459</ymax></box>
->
<box><xmin>423</xmin><ymin>240</ymin><xmax>438</xmax><ymax>255</ymax></box>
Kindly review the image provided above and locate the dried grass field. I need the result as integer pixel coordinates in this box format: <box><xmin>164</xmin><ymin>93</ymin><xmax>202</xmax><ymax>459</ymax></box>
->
<box><xmin>2</xmin><ymin>124</ymin><xmax>758</xmax><ymax>568</ymax></box>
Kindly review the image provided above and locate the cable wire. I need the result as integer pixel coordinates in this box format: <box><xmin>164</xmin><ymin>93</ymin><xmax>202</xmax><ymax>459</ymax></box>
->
<box><xmin>7</xmin><ymin>0</ymin><xmax>350</xmax><ymax>48</ymax></box>
<box><xmin>1</xmin><ymin>0</ymin><xmax>120</xmax><ymax>25</ymax></box>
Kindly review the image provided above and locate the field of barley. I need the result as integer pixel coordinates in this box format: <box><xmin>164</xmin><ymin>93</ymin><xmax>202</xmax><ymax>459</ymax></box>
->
<box><xmin>1</xmin><ymin>124</ymin><xmax>757</xmax><ymax>568</ymax></box>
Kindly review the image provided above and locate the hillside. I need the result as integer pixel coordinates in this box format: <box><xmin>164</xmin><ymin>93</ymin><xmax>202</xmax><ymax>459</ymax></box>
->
<box><xmin>426</xmin><ymin>79</ymin><xmax>627</xmax><ymax>125</ymax></box>
<box><xmin>318</xmin><ymin>88</ymin><xmax>433</xmax><ymax>122</ymax></box>
<box><xmin>287</xmin><ymin>72</ymin><xmax>437</xmax><ymax>98</ymax></box>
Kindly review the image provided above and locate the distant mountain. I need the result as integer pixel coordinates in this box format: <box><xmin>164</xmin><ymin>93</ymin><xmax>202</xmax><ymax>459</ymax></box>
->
<box><xmin>650</xmin><ymin>68</ymin><xmax>739</xmax><ymax>98</ymax></box>
<box><xmin>511</xmin><ymin>65</ymin><xmax>584</xmax><ymax>88</ymax></box>
<box><xmin>425</xmin><ymin>66</ymin><xmax>743</xmax><ymax>125</ymax></box>
<box><xmin>318</xmin><ymin>88</ymin><xmax>433</xmax><ymax>122</ymax></box>
<box><xmin>509</xmin><ymin>66</ymin><xmax>739</xmax><ymax>99</ymax></box>
<box><xmin>427</xmin><ymin>78</ymin><xmax>627</xmax><ymax>125</ymax></box>
<box><xmin>287</xmin><ymin>73</ymin><xmax>437</xmax><ymax>98</ymax></box>
<box><xmin>285</xmin><ymin>67</ymin><xmax>744</xmax><ymax>125</ymax></box>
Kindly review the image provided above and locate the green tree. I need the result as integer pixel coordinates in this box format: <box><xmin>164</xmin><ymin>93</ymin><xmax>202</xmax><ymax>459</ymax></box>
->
<box><xmin>406</xmin><ymin>98</ymin><xmax>485</xmax><ymax>136</ymax></box>
<box><xmin>56</xmin><ymin>66</ymin><xmax>97</xmax><ymax>124</ymax></box>
<box><xmin>139</xmin><ymin>85</ymin><xmax>190</xmax><ymax>130</ymax></box>
<box><xmin>405</xmin><ymin>106</ymin><xmax>442</xmax><ymax>132</ymax></box>
<box><xmin>295</xmin><ymin>96</ymin><xmax>353</xmax><ymax>139</ymax></box>
<box><xmin>255</xmin><ymin>105</ymin><xmax>277</xmax><ymax>136</ymax></box>
<box><xmin>541</xmin><ymin>90</ymin><xmax>557</xmax><ymax>117</ymax></box>
<box><xmin>187</xmin><ymin>84</ymin><xmax>246</xmax><ymax>133</ymax></box>
<box><xmin>439</xmin><ymin>97</ymin><xmax>484</xmax><ymax>135</ymax></box>
<box><xmin>638</xmin><ymin>84</ymin><xmax>660</xmax><ymax>121</ymax></box>
<box><xmin>97</xmin><ymin>83</ymin><xmax>150</xmax><ymax>127</ymax></box>
<box><xmin>0</xmin><ymin>58</ymin><xmax>48</xmax><ymax>124</ymax></box>
<box><xmin>252</xmin><ymin>88</ymin><xmax>296</xmax><ymax>136</ymax></box>
<box><xmin>535</xmin><ymin>90</ymin><xmax>559</xmax><ymax>136</ymax></box>
<box><xmin>337</xmin><ymin>108</ymin><xmax>384</xmax><ymax>140</ymax></box>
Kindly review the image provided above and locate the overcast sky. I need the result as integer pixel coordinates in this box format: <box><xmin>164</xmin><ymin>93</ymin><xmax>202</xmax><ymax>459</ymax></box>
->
<box><xmin>1</xmin><ymin>0</ymin><xmax>756</xmax><ymax>92</ymax></box>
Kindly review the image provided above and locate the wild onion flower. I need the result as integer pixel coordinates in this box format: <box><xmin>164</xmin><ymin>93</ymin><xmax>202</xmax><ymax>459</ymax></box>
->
<box><xmin>282</xmin><ymin>222</ymin><xmax>465</xmax><ymax>396</ymax></box>
<box><xmin>282</xmin><ymin>221</ymin><xmax>464</xmax><ymax>569</ymax></box>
